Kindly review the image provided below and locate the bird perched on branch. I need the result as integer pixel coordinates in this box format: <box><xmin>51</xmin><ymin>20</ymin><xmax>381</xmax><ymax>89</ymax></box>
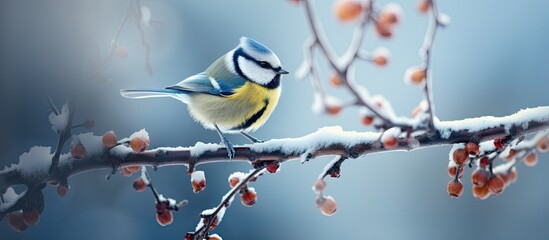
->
<box><xmin>121</xmin><ymin>37</ymin><xmax>288</xmax><ymax>158</ymax></box>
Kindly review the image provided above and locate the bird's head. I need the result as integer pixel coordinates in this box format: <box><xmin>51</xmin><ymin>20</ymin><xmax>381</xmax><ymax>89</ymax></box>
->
<box><xmin>230</xmin><ymin>37</ymin><xmax>288</xmax><ymax>88</ymax></box>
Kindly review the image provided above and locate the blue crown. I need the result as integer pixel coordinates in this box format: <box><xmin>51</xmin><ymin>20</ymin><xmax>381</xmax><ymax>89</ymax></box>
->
<box><xmin>240</xmin><ymin>37</ymin><xmax>272</xmax><ymax>54</ymax></box>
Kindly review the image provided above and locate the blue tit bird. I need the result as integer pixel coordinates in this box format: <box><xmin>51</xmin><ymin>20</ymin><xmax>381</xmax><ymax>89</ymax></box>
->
<box><xmin>121</xmin><ymin>37</ymin><xmax>288</xmax><ymax>158</ymax></box>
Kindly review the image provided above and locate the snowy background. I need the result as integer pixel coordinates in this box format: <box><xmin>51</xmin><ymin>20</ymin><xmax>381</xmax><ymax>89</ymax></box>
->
<box><xmin>1</xmin><ymin>0</ymin><xmax>549</xmax><ymax>239</ymax></box>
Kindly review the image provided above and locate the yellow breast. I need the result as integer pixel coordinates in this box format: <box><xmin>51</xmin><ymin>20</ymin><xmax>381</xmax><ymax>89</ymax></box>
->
<box><xmin>188</xmin><ymin>82</ymin><xmax>281</xmax><ymax>133</ymax></box>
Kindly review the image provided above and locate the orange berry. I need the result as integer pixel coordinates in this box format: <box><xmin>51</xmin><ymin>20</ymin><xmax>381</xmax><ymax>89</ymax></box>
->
<box><xmin>536</xmin><ymin>136</ymin><xmax>549</xmax><ymax>153</ymax></box>
<box><xmin>191</xmin><ymin>171</ymin><xmax>206</xmax><ymax>193</ymax></box>
<box><xmin>192</xmin><ymin>179</ymin><xmax>206</xmax><ymax>194</ymax></box>
<box><xmin>313</xmin><ymin>179</ymin><xmax>326</xmax><ymax>193</ymax></box>
<box><xmin>496</xmin><ymin>172</ymin><xmax>511</xmax><ymax>187</ymax></box>
<box><xmin>8</xmin><ymin>211</ymin><xmax>28</xmax><ymax>232</ymax></box>
<box><xmin>115</xmin><ymin>46</ymin><xmax>128</xmax><ymax>58</ymax></box>
<box><xmin>102</xmin><ymin>131</ymin><xmax>118</xmax><ymax>148</ymax></box>
<box><xmin>472</xmin><ymin>185</ymin><xmax>491</xmax><ymax>200</ymax></box>
<box><xmin>471</xmin><ymin>168</ymin><xmax>489</xmax><ymax>187</ymax></box>
<box><xmin>240</xmin><ymin>188</ymin><xmax>257</xmax><ymax>207</ymax></box>
<box><xmin>508</xmin><ymin>167</ymin><xmax>518</xmax><ymax>183</ymax></box>
<box><xmin>464</xmin><ymin>142</ymin><xmax>479</xmax><ymax>156</ymax></box>
<box><xmin>70</xmin><ymin>142</ymin><xmax>86</xmax><ymax>159</ymax></box>
<box><xmin>156</xmin><ymin>210</ymin><xmax>173</xmax><ymax>226</ymax></box>
<box><xmin>448</xmin><ymin>165</ymin><xmax>463</xmax><ymax>179</ymax></box>
<box><xmin>289</xmin><ymin>0</ymin><xmax>301</xmax><ymax>5</ymax></box>
<box><xmin>326</xmin><ymin>105</ymin><xmax>342</xmax><ymax>115</ymax></box>
<box><xmin>504</xmin><ymin>149</ymin><xmax>517</xmax><ymax>161</ymax></box>
<box><xmin>379</xmin><ymin>3</ymin><xmax>402</xmax><ymax>25</ymax></box>
<box><xmin>375</xmin><ymin>22</ymin><xmax>393</xmax><ymax>38</ymax></box>
<box><xmin>361</xmin><ymin>115</ymin><xmax>374</xmax><ymax>126</ymax></box>
<box><xmin>121</xmin><ymin>167</ymin><xmax>133</xmax><ymax>177</ymax></box>
<box><xmin>373</xmin><ymin>56</ymin><xmax>387</xmax><ymax>66</ymax></box>
<box><xmin>487</xmin><ymin>175</ymin><xmax>505</xmax><ymax>195</ymax></box>
<box><xmin>383</xmin><ymin>136</ymin><xmax>398</xmax><ymax>149</ymax></box>
<box><xmin>229</xmin><ymin>177</ymin><xmax>240</xmax><ymax>188</ymax></box>
<box><xmin>447</xmin><ymin>179</ymin><xmax>463</xmax><ymax>198</ymax></box>
<box><xmin>418</xmin><ymin>0</ymin><xmax>430</xmax><ymax>13</ymax></box>
<box><xmin>330</xmin><ymin>73</ymin><xmax>343</xmax><ymax>87</ymax></box>
<box><xmin>22</xmin><ymin>209</ymin><xmax>40</xmax><ymax>226</ymax></box>
<box><xmin>316</xmin><ymin>195</ymin><xmax>337</xmax><ymax>216</ymax></box>
<box><xmin>411</xmin><ymin>69</ymin><xmax>426</xmax><ymax>84</ymax></box>
<box><xmin>126</xmin><ymin>165</ymin><xmax>142</xmax><ymax>173</ymax></box>
<box><xmin>133</xmin><ymin>178</ymin><xmax>147</xmax><ymax>192</ymax></box>
<box><xmin>130</xmin><ymin>137</ymin><xmax>149</xmax><ymax>153</ymax></box>
<box><xmin>335</xmin><ymin>0</ymin><xmax>363</xmax><ymax>22</ymax></box>
<box><xmin>208</xmin><ymin>234</ymin><xmax>223</xmax><ymax>240</ymax></box>
<box><xmin>524</xmin><ymin>152</ymin><xmax>538</xmax><ymax>167</ymax></box>
<box><xmin>452</xmin><ymin>148</ymin><xmax>468</xmax><ymax>166</ymax></box>
<box><xmin>57</xmin><ymin>184</ymin><xmax>68</xmax><ymax>197</ymax></box>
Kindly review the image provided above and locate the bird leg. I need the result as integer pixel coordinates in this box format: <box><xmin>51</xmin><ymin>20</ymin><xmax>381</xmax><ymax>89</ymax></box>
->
<box><xmin>240</xmin><ymin>132</ymin><xmax>264</xmax><ymax>143</ymax></box>
<box><xmin>214</xmin><ymin>124</ymin><xmax>235</xmax><ymax>159</ymax></box>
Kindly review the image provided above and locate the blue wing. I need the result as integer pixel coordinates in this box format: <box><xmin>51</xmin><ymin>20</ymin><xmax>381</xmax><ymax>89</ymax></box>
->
<box><xmin>166</xmin><ymin>72</ymin><xmax>247</xmax><ymax>97</ymax></box>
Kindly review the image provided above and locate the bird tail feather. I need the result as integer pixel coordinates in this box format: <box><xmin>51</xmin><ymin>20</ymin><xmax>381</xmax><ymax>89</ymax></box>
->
<box><xmin>120</xmin><ymin>88</ymin><xmax>191</xmax><ymax>104</ymax></box>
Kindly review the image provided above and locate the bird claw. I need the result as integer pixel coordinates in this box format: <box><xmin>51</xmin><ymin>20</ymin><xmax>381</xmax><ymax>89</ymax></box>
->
<box><xmin>221</xmin><ymin>138</ymin><xmax>235</xmax><ymax>159</ymax></box>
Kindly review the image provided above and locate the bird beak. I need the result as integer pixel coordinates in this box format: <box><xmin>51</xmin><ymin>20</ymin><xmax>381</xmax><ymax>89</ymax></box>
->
<box><xmin>277</xmin><ymin>69</ymin><xmax>289</xmax><ymax>75</ymax></box>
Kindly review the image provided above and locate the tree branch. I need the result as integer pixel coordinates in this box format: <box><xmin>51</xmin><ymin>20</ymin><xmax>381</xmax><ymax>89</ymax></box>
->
<box><xmin>1</xmin><ymin>106</ymin><xmax>547</xmax><ymax>190</ymax></box>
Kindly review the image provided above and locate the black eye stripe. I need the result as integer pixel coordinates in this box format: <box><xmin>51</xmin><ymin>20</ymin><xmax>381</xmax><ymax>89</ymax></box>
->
<box><xmin>234</xmin><ymin>48</ymin><xmax>278</xmax><ymax>71</ymax></box>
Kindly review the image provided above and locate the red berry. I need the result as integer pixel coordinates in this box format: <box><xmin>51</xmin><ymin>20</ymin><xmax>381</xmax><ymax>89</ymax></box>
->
<box><xmin>361</xmin><ymin>115</ymin><xmax>374</xmax><ymax>126</ymax></box>
<box><xmin>479</xmin><ymin>156</ymin><xmax>489</xmax><ymax>168</ymax></box>
<box><xmin>326</xmin><ymin>105</ymin><xmax>342</xmax><ymax>115</ymax></box>
<box><xmin>192</xmin><ymin>179</ymin><xmax>206</xmax><ymax>194</ymax></box>
<box><xmin>57</xmin><ymin>184</ymin><xmax>68</xmax><ymax>197</ymax></box>
<box><xmin>133</xmin><ymin>178</ymin><xmax>147</xmax><ymax>192</ymax></box>
<box><xmin>471</xmin><ymin>168</ymin><xmax>489</xmax><ymax>187</ymax></box>
<box><xmin>464</xmin><ymin>142</ymin><xmax>479</xmax><ymax>156</ymax></box>
<box><xmin>22</xmin><ymin>209</ymin><xmax>40</xmax><ymax>226</ymax></box>
<box><xmin>472</xmin><ymin>185</ymin><xmax>491</xmax><ymax>200</ymax></box>
<box><xmin>185</xmin><ymin>233</ymin><xmax>195</xmax><ymax>240</ymax></box>
<box><xmin>156</xmin><ymin>210</ymin><xmax>173</xmax><ymax>226</ymax></box>
<box><xmin>447</xmin><ymin>179</ymin><xmax>463</xmax><ymax>198</ymax></box>
<box><xmin>229</xmin><ymin>177</ymin><xmax>240</xmax><ymax>188</ymax></box>
<box><xmin>493</xmin><ymin>138</ymin><xmax>506</xmax><ymax>149</ymax></box>
<box><xmin>266</xmin><ymin>162</ymin><xmax>280</xmax><ymax>174</ymax></box>
<box><xmin>452</xmin><ymin>149</ymin><xmax>468</xmax><ymax>166</ymax></box>
<box><xmin>329</xmin><ymin>168</ymin><xmax>341</xmax><ymax>178</ymax></box>
<box><xmin>383</xmin><ymin>136</ymin><xmax>398</xmax><ymax>149</ymax></box>
<box><xmin>121</xmin><ymin>167</ymin><xmax>133</xmax><ymax>177</ymax></box>
<box><xmin>447</xmin><ymin>165</ymin><xmax>463</xmax><ymax>179</ymax></box>
<box><xmin>240</xmin><ymin>188</ymin><xmax>257</xmax><ymax>207</ymax></box>
<box><xmin>487</xmin><ymin>175</ymin><xmax>505</xmax><ymax>195</ymax></box>
<box><xmin>8</xmin><ymin>211</ymin><xmax>28</xmax><ymax>232</ymax></box>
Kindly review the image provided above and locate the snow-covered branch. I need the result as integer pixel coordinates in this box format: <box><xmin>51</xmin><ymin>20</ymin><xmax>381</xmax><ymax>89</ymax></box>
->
<box><xmin>1</xmin><ymin>106</ymin><xmax>548</xmax><ymax>193</ymax></box>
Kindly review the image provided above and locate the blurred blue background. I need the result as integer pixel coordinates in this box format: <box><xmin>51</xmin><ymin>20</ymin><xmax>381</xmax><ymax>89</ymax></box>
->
<box><xmin>1</xmin><ymin>0</ymin><xmax>549</xmax><ymax>239</ymax></box>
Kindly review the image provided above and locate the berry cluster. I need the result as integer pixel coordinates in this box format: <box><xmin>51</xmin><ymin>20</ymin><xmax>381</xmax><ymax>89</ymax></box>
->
<box><xmin>446</xmin><ymin>134</ymin><xmax>548</xmax><ymax>199</ymax></box>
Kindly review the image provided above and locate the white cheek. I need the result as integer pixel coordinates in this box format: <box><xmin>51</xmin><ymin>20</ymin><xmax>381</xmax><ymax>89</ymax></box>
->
<box><xmin>238</xmin><ymin>57</ymin><xmax>275</xmax><ymax>85</ymax></box>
